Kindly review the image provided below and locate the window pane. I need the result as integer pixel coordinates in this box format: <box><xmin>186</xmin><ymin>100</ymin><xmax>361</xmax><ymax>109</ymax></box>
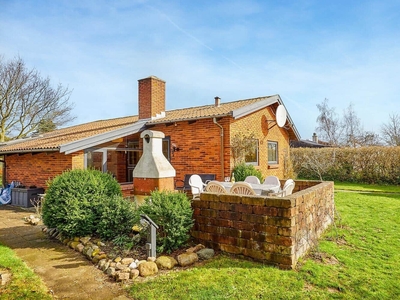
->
<box><xmin>126</xmin><ymin>141</ymin><xmax>140</xmax><ymax>182</ymax></box>
<box><xmin>162</xmin><ymin>137</ymin><xmax>170</xmax><ymax>161</ymax></box>
<box><xmin>86</xmin><ymin>151</ymin><xmax>103</xmax><ymax>171</ymax></box>
<box><xmin>268</xmin><ymin>142</ymin><xmax>278</xmax><ymax>164</ymax></box>
<box><xmin>245</xmin><ymin>139</ymin><xmax>258</xmax><ymax>165</ymax></box>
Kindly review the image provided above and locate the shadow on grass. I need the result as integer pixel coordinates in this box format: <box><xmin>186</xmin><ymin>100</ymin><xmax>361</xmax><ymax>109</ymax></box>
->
<box><xmin>356</xmin><ymin>191</ymin><xmax>400</xmax><ymax>200</ymax></box>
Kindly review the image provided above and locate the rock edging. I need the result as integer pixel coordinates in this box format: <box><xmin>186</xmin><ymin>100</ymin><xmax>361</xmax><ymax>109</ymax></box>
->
<box><xmin>42</xmin><ymin>227</ymin><xmax>215</xmax><ymax>281</ymax></box>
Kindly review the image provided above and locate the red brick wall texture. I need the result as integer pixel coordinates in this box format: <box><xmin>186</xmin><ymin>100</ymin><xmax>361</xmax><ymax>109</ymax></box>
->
<box><xmin>191</xmin><ymin>180</ymin><xmax>335</xmax><ymax>269</ymax></box>
<box><xmin>5</xmin><ymin>151</ymin><xmax>83</xmax><ymax>188</ymax></box>
<box><xmin>138</xmin><ymin>76</ymin><xmax>165</xmax><ymax>120</ymax></box>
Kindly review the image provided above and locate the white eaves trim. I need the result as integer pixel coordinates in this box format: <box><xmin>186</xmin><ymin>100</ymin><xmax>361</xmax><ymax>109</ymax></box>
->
<box><xmin>60</xmin><ymin>119</ymin><xmax>148</xmax><ymax>154</ymax></box>
<box><xmin>232</xmin><ymin>96</ymin><xmax>280</xmax><ymax>119</ymax></box>
<box><xmin>232</xmin><ymin>95</ymin><xmax>301</xmax><ymax>140</ymax></box>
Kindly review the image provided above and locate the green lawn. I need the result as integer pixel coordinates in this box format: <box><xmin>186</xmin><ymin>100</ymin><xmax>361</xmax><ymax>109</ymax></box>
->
<box><xmin>130</xmin><ymin>184</ymin><xmax>400</xmax><ymax>299</ymax></box>
<box><xmin>0</xmin><ymin>243</ymin><xmax>51</xmax><ymax>300</ymax></box>
<box><xmin>334</xmin><ymin>181</ymin><xmax>400</xmax><ymax>193</ymax></box>
<box><xmin>1</xmin><ymin>183</ymin><xmax>399</xmax><ymax>299</ymax></box>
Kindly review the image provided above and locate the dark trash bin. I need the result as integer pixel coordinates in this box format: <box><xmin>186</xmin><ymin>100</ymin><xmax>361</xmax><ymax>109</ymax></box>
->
<box><xmin>11</xmin><ymin>187</ymin><xmax>45</xmax><ymax>208</ymax></box>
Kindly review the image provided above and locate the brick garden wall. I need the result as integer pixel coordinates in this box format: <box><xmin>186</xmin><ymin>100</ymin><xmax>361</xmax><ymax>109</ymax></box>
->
<box><xmin>191</xmin><ymin>180</ymin><xmax>335</xmax><ymax>269</ymax></box>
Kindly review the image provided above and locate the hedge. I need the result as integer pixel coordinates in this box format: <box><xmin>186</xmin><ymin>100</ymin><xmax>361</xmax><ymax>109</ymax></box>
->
<box><xmin>290</xmin><ymin>146</ymin><xmax>400</xmax><ymax>184</ymax></box>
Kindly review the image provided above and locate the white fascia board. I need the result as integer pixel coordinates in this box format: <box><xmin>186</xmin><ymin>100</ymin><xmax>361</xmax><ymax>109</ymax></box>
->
<box><xmin>60</xmin><ymin>120</ymin><xmax>148</xmax><ymax>154</ymax></box>
<box><xmin>232</xmin><ymin>96</ymin><xmax>280</xmax><ymax>119</ymax></box>
<box><xmin>285</xmin><ymin>110</ymin><xmax>301</xmax><ymax>140</ymax></box>
<box><xmin>232</xmin><ymin>95</ymin><xmax>301</xmax><ymax>140</ymax></box>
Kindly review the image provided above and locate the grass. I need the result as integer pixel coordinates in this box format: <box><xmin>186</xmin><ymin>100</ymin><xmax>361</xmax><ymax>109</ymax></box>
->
<box><xmin>334</xmin><ymin>181</ymin><xmax>400</xmax><ymax>193</ymax></box>
<box><xmin>129</xmin><ymin>183</ymin><xmax>400</xmax><ymax>299</ymax></box>
<box><xmin>0</xmin><ymin>243</ymin><xmax>51</xmax><ymax>300</ymax></box>
<box><xmin>1</xmin><ymin>182</ymin><xmax>399</xmax><ymax>299</ymax></box>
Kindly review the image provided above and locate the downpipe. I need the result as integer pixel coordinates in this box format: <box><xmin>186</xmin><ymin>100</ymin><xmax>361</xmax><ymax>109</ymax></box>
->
<box><xmin>213</xmin><ymin>118</ymin><xmax>224</xmax><ymax>179</ymax></box>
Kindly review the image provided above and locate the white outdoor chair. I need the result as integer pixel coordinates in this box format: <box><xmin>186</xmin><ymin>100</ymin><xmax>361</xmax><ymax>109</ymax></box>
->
<box><xmin>277</xmin><ymin>179</ymin><xmax>295</xmax><ymax>197</ymax></box>
<box><xmin>189</xmin><ymin>174</ymin><xmax>206</xmax><ymax>200</ymax></box>
<box><xmin>205</xmin><ymin>181</ymin><xmax>227</xmax><ymax>194</ymax></box>
<box><xmin>263</xmin><ymin>175</ymin><xmax>280</xmax><ymax>186</ymax></box>
<box><xmin>230</xmin><ymin>182</ymin><xmax>257</xmax><ymax>196</ymax></box>
<box><xmin>244</xmin><ymin>176</ymin><xmax>261</xmax><ymax>184</ymax></box>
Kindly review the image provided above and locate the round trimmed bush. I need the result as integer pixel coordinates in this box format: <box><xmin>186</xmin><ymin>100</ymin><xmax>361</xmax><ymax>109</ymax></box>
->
<box><xmin>96</xmin><ymin>195</ymin><xmax>137</xmax><ymax>240</ymax></box>
<box><xmin>135</xmin><ymin>190</ymin><xmax>194</xmax><ymax>254</ymax></box>
<box><xmin>42</xmin><ymin>169</ymin><xmax>122</xmax><ymax>238</ymax></box>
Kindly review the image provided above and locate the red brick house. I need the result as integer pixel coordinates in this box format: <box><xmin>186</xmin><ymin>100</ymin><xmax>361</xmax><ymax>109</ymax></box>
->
<box><xmin>0</xmin><ymin>76</ymin><xmax>300</xmax><ymax>195</ymax></box>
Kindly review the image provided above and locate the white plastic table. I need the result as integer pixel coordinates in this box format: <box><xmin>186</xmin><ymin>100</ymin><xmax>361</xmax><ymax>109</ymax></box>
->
<box><xmin>219</xmin><ymin>181</ymin><xmax>280</xmax><ymax>195</ymax></box>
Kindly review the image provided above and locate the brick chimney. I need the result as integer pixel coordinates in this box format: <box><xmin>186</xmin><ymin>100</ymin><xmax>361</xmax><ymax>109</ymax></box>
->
<box><xmin>138</xmin><ymin>76</ymin><xmax>166</xmax><ymax>119</ymax></box>
<box><xmin>214</xmin><ymin>96</ymin><xmax>221</xmax><ymax>107</ymax></box>
<box><xmin>312</xmin><ymin>133</ymin><xmax>318</xmax><ymax>143</ymax></box>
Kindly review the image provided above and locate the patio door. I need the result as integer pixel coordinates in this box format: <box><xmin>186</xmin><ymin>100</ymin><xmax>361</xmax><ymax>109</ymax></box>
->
<box><xmin>85</xmin><ymin>150</ymin><xmax>107</xmax><ymax>172</ymax></box>
<box><xmin>127</xmin><ymin>141</ymin><xmax>141</xmax><ymax>182</ymax></box>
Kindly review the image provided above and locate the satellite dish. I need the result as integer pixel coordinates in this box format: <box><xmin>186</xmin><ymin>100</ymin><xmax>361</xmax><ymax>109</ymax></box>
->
<box><xmin>276</xmin><ymin>105</ymin><xmax>287</xmax><ymax>127</ymax></box>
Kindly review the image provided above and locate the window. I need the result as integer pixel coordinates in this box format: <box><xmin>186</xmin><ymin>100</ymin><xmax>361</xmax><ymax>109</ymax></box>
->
<box><xmin>162</xmin><ymin>137</ymin><xmax>171</xmax><ymax>161</ymax></box>
<box><xmin>245</xmin><ymin>139</ymin><xmax>259</xmax><ymax>165</ymax></box>
<box><xmin>85</xmin><ymin>150</ymin><xmax>105</xmax><ymax>171</ymax></box>
<box><xmin>127</xmin><ymin>141</ymin><xmax>140</xmax><ymax>182</ymax></box>
<box><xmin>268</xmin><ymin>141</ymin><xmax>278</xmax><ymax>164</ymax></box>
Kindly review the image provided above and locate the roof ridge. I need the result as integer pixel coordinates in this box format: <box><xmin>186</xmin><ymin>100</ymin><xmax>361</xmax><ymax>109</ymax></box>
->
<box><xmin>164</xmin><ymin>95</ymin><xmax>274</xmax><ymax>113</ymax></box>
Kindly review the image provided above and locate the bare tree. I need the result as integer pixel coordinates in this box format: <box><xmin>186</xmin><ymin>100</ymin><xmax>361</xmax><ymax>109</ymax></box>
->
<box><xmin>381</xmin><ymin>114</ymin><xmax>400</xmax><ymax>146</ymax></box>
<box><xmin>358</xmin><ymin>131</ymin><xmax>381</xmax><ymax>146</ymax></box>
<box><xmin>0</xmin><ymin>55</ymin><xmax>75</xmax><ymax>142</ymax></box>
<box><xmin>342</xmin><ymin>103</ymin><xmax>362</xmax><ymax>147</ymax></box>
<box><xmin>341</xmin><ymin>104</ymin><xmax>381</xmax><ymax>147</ymax></box>
<box><xmin>315</xmin><ymin>98</ymin><xmax>343</xmax><ymax>146</ymax></box>
<box><xmin>316</xmin><ymin>100</ymin><xmax>381</xmax><ymax>147</ymax></box>
<box><xmin>231</xmin><ymin>132</ymin><xmax>256</xmax><ymax>166</ymax></box>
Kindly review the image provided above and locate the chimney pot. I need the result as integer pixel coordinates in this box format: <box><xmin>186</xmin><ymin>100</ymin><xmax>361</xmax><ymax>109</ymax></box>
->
<box><xmin>214</xmin><ymin>96</ymin><xmax>221</xmax><ymax>107</ymax></box>
<box><xmin>312</xmin><ymin>133</ymin><xmax>318</xmax><ymax>143</ymax></box>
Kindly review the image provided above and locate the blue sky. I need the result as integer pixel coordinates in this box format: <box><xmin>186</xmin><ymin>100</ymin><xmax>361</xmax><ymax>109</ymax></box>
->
<box><xmin>1</xmin><ymin>0</ymin><xmax>399</xmax><ymax>140</ymax></box>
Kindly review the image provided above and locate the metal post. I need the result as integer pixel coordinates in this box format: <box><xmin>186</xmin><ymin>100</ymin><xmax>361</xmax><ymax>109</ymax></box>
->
<box><xmin>140</xmin><ymin>214</ymin><xmax>159</xmax><ymax>258</ymax></box>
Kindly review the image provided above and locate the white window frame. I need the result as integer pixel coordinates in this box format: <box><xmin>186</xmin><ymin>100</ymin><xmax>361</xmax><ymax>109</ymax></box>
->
<box><xmin>268</xmin><ymin>141</ymin><xmax>278</xmax><ymax>164</ymax></box>
<box><xmin>245</xmin><ymin>138</ymin><xmax>259</xmax><ymax>166</ymax></box>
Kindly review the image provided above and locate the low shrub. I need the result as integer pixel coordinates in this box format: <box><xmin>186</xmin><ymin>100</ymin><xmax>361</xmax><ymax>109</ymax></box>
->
<box><xmin>232</xmin><ymin>163</ymin><xmax>264</xmax><ymax>182</ymax></box>
<box><xmin>135</xmin><ymin>191</ymin><xmax>194</xmax><ymax>254</ymax></box>
<box><xmin>42</xmin><ymin>169</ymin><xmax>122</xmax><ymax>238</ymax></box>
<box><xmin>112</xmin><ymin>234</ymin><xmax>135</xmax><ymax>250</ymax></box>
<box><xmin>96</xmin><ymin>195</ymin><xmax>137</xmax><ymax>240</ymax></box>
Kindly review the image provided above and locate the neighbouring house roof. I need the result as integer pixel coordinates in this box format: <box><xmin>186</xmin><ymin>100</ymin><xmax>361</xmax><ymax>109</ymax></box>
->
<box><xmin>0</xmin><ymin>95</ymin><xmax>301</xmax><ymax>155</ymax></box>
<box><xmin>290</xmin><ymin>140</ymin><xmax>331</xmax><ymax>148</ymax></box>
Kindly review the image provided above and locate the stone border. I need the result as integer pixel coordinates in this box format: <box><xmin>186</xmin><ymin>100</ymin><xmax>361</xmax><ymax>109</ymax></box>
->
<box><xmin>42</xmin><ymin>228</ymin><xmax>215</xmax><ymax>281</ymax></box>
